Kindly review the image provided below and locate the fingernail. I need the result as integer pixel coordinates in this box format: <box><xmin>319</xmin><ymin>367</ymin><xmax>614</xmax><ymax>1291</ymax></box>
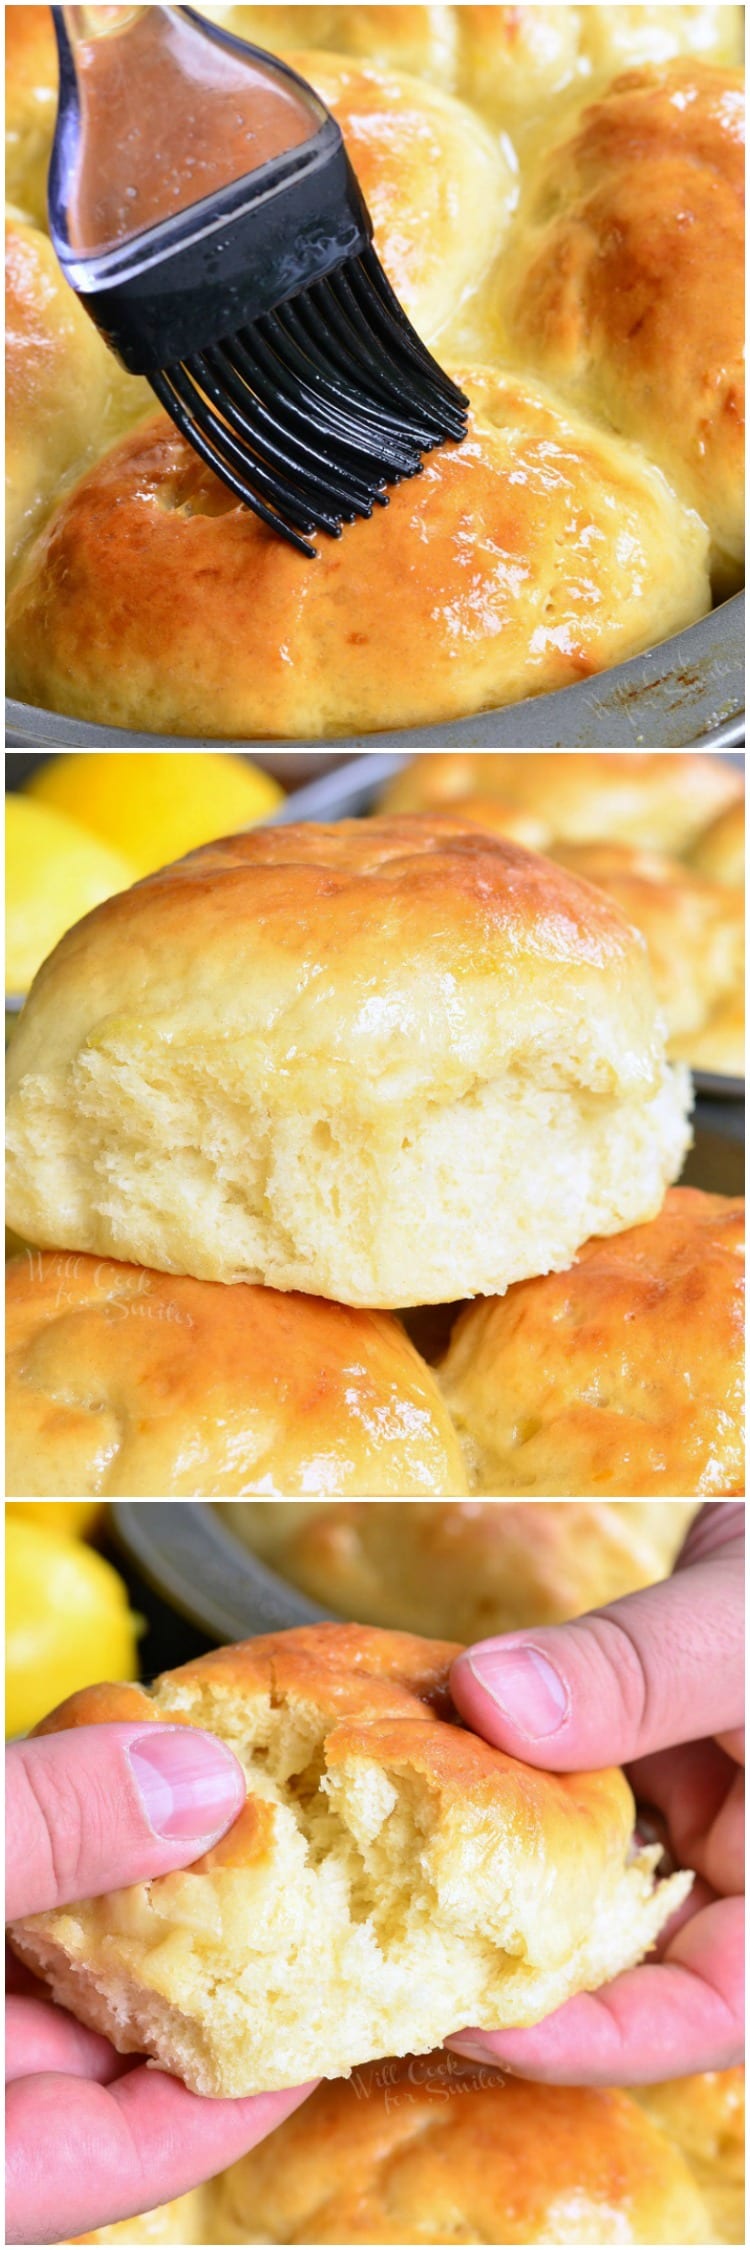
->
<box><xmin>448</xmin><ymin>2035</ymin><xmax>498</xmax><ymax>2067</ymax></box>
<box><xmin>465</xmin><ymin>1644</ymin><xmax>569</xmax><ymax>1738</ymax></box>
<box><xmin>126</xmin><ymin>1727</ymin><xmax>245</xmax><ymax>1841</ymax></box>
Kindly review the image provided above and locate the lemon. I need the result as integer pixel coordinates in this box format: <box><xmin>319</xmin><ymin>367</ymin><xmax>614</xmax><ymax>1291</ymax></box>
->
<box><xmin>5</xmin><ymin>1518</ymin><xmax>141</xmax><ymax>1737</ymax></box>
<box><xmin>6</xmin><ymin>1501</ymin><xmax>104</xmax><ymax>1540</ymax></box>
<box><xmin>28</xmin><ymin>751</ymin><xmax>284</xmax><ymax>878</ymax></box>
<box><xmin>6</xmin><ymin>796</ymin><xmax>136</xmax><ymax>994</ymax></box>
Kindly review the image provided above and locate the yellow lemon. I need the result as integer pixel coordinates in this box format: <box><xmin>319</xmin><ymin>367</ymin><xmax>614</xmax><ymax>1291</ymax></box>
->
<box><xmin>6</xmin><ymin>795</ymin><xmax>136</xmax><ymax>994</ymax></box>
<box><xmin>6</xmin><ymin>1501</ymin><xmax>104</xmax><ymax>1540</ymax></box>
<box><xmin>28</xmin><ymin>750</ymin><xmax>284</xmax><ymax>877</ymax></box>
<box><xmin>5</xmin><ymin>1518</ymin><xmax>141</xmax><ymax>1737</ymax></box>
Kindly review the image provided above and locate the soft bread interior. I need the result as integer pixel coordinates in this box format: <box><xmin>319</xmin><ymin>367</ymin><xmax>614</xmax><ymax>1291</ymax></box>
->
<box><xmin>12</xmin><ymin>1672</ymin><xmax>690</xmax><ymax>2096</ymax></box>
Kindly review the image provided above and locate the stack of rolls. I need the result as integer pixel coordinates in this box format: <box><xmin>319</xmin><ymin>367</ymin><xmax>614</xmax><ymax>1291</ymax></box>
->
<box><xmin>4</xmin><ymin>3</ymin><xmax>744</xmax><ymax>737</ymax></box>
<box><xmin>5</xmin><ymin>788</ymin><xmax>744</xmax><ymax>1496</ymax></box>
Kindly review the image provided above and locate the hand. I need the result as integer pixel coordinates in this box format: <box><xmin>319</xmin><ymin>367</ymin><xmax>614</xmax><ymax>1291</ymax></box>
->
<box><xmin>6</xmin><ymin>1722</ymin><xmax>316</xmax><ymax>2244</ymax></box>
<box><xmin>447</xmin><ymin>1501</ymin><xmax>744</xmax><ymax>2085</ymax></box>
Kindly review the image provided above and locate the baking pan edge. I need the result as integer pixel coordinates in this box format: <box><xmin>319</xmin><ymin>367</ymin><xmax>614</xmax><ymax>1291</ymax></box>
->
<box><xmin>7</xmin><ymin>592</ymin><xmax>744</xmax><ymax>750</ymax></box>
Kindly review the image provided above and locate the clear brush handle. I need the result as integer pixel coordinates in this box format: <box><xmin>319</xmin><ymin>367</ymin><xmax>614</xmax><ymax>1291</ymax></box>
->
<box><xmin>48</xmin><ymin>0</ymin><xmax>358</xmax><ymax>378</ymax></box>
<box><xmin>51</xmin><ymin>0</ymin><xmax>327</xmax><ymax>261</ymax></box>
<box><xmin>62</xmin><ymin>6</ymin><xmax>145</xmax><ymax>44</ymax></box>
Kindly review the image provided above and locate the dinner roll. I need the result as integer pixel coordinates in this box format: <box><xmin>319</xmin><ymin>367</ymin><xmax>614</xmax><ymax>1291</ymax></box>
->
<box><xmin>5</xmin><ymin>1250</ymin><xmax>468</xmax><ymax>1498</ymax></box>
<box><xmin>5</xmin><ymin>367</ymin><xmax>711</xmax><ymax>737</ymax></box>
<box><xmin>10</xmin><ymin>1625</ymin><xmax>690</xmax><ymax>2096</ymax></box>
<box><xmin>636</xmin><ymin>2069</ymin><xmax>745</xmax><ymax>2246</ymax></box>
<box><xmin>501</xmin><ymin>63</ymin><xmax>745</xmax><ymax>591</ymax></box>
<box><xmin>445</xmin><ymin>6</ymin><xmax>584</xmax><ymax>133</ymax></box>
<box><xmin>689</xmin><ymin>798</ymin><xmax>745</xmax><ymax>888</ymax></box>
<box><xmin>218</xmin><ymin>1500</ymin><xmax>698</xmax><ymax>1638</ymax></box>
<box><xmin>283</xmin><ymin>50</ymin><xmax>515</xmax><ymax>343</ymax></box>
<box><xmin>439</xmin><ymin>1188</ymin><xmax>744</xmax><ymax>1496</ymax></box>
<box><xmin>581</xmin><ymin>5</ymin><xmax>744</xmax><ymax>79</ymax></box>
<box><xmin>211</xmin><ymin>2052</ymin><xmax>712</xmax><ymax>2245</ymax></box>
<box><xmin>423</xmin><ymin>797</ymin><xmax>554</xmax><ymax>852</ymax></box>
<box><xmin>5</xmin><ymin>4</ymin><xmax>58</xmax><ymax>229</ymax></box>
<box><xmin>68</xmin><ymin>2187</ymin><xmax>208</xmax><ymax>2246</ymax></box>
<box><xmin>5</xmin><ymin>12</ymin><xmax>511</xmax><ymax>332</ymax></box>
<box><xmin>550</xmin><ymin>841</ymin><xmax>744</xmax><ymax>1075</ymax></box>
<box><xmin>379</xmin><ymin>752</ymin><xmax>743</xmax><ymax>854</ymax></box>
<box><xmin>224</xmin><ymin>7</ymin><xmax>744</xmax><ymax>131</ymax></box>
<box><xmin>223</xmin><ymin>5</ymin><xmax>578</xmax><ymax>124</ymax></box>
<box><xmin>6</xmin><ymin>819</ymin><xmax>692</xmax><ymax>1308</ymax></box>
<box><xmin>5</xmin><ymin>219</ymin><xmax>150</xmax><ymax>573</ymax></box>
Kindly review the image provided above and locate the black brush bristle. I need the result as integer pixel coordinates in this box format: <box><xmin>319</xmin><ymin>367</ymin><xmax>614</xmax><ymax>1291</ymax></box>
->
<box><xmin>151</xmin><ymin>247</ymin><xmax>469</xmax><ymax>557</ymax></box>
<box><xmin>50</xmin><ymin>12</ymin><xmax>471</xmax><ymax>557</ymax></box>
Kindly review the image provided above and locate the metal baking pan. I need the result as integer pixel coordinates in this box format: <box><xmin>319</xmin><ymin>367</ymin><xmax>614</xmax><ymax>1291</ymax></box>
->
<box><xmin>6</xmin><ymin>590</ymin><xmax>744</xmax><ymax>750</ymax></box>
<box><xmin>111</xmin><ymin>1501</ymin><xmax>328</xmax><ymax>1644</ymax></box>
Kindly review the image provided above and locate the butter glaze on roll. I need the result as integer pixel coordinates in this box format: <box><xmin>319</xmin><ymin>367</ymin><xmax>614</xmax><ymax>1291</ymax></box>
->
<box><xmin>285</xmin><ymin>50</ymin><xmax>517</xmax><ymax>342</ymax></box>
<box><xmin>439</xmin><ymin>1189</ymin><xmax>744</xmax><ymax>1497</ymax></box>
<box><xmin>5</xmin><ymin>3</ymin><xmax>58</xmax><ymax>228</ymax></box>
<box><xmin>5</xmin><ymin>1250</ymin><xmax>468</xmax><ymax>1499</ymax></box>
<box><xmin>5</xmin><ymin>219</ymin><xmax>151</xmax><ymax>575</ymax></box>
<box><xmin>5</xmin><ymin>370</ymin><xmax>710</xmax><ymax>737</ymax></box>
<box><xmin>501</xmin><ymin>62</ymin><xmax>745</xmax><ymax>591</ymax></box>
<box><xmin>6</xmin><ymin>818</ymin><xmax>691</xmax><ymax>1308</ymax></box>
<box><xmin>221</xmin><ymin>5</ymin><xmax>744</xmax><ymax>130</ymax></box>
<box><xmin>9</xmin><ymin>1624</ymin><xmax>691</xmax><ymax>2096</ymax></box>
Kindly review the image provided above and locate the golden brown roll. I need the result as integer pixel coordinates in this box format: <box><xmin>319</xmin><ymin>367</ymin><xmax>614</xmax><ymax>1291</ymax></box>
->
<box><xmin>219</xmin><ymin>1499</ymin><xmax>698</xmax><ymax>1638</ymax></box>
<box><xmin>418</xmin><ymin>796</ymin><xmax>554</xmax><ymax>852</ymax></box>
<box><xmin>6</xmin><ymin>818</ymin><xmax>691</xmax><ymax>1309</ymax></box>
<box><xmin>5</xmin><ymin>14</ymin><xmax>512</xmax><ymax>327</ymax></box>
<box><xmin>284</xmin><ymin>50</ymin><xmax>515</xmax><ymax>343</ymax></box>
<box><xmin>379</xmin><ymin>752</ymin><xmax>743</xmax><ymax>855</ymax></box>
<box><xmin>5</xmin><ymin>3</ymin><xmax>58</xmax><ymax>228</ymax></box>
<box><xmin>439</xmin><ymin>1188</ymin><xmax>744</xmax><ymax>1497</ymax></box>
<box><xmin>5</xmin><ymin>365</ymin><xmax>711</xmax><ymax>737</ymax></box>
<box><xmin>223</xmin><ymin>4</ymin><xmax>574</xmax><ymax>123</ymax></box>
<box><xmin>5</xmin><ymin>1251</ymin><xmax>468</xmax><ymax>1499</ymax></box>
<box><xmin>210</xmin><ymin>2052</ymin><xmax>712</xmax><ymax>2245</ymax></box>
<box><xmin>689</xmin><ymin>797</ymin><xmax>745</xmax><ymax>888</ymax></box>
<box><xmin>501</xmin><ymin>63</ymin><xmax>745</xmax><ymax>591</ymax></box>
<box><xmin>5</xmin><ymin>219</ymin><xmax>150</xmax><ymax>574</ymax></box>
<box><xmin>549</xmin><ymin>840</ymin><xmax>744</xmax><ymax>1075</ymax></box>
<box><xmin>636</xmin><ymin>2068</ymin><xmax>745</xmax><ymax>2246</ymax></box>
<box><xmin>13</xmin><ymin>9</ymin><xmax>741</xmax><ymax>222</ymax></box>
<box><xmin>581</xmin><ymin>4</ymin><xmax>744</xmax><ymax>77</ymax></box>
<box><xmin>222</xmin><ymin>5</ymin><xmax>744</xmax><ymax>131</ymax></box>
<box><xmin>9</xmin><ymin>1625</ymin><xmax>690</xmax><ymax>2097</ymax></box>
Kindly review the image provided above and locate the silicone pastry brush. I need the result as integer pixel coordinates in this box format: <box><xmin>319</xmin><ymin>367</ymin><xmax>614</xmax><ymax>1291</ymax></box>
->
<box><xmin>49</xmin><ymin>3</ymin><xmax>469</xmax><ymax>556</ymax></box>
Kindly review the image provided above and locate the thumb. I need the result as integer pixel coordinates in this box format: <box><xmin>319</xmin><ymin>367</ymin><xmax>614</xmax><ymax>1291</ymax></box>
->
<box><xmin>450</xmin><ymin>1544</ymin><xmax>743</xmax><ymax>1771</ymax></box>
<box><xmin>6</xmin><ymin>1723</ymin><xmax>246</xmax><ymax>1921</ymax></box>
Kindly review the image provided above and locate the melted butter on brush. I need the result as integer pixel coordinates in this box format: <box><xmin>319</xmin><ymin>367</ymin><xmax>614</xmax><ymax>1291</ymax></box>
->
<box><xmin>67</xmin><ymin>3</ymin><xmax>317</xmax><ymax>252</ymax></box>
